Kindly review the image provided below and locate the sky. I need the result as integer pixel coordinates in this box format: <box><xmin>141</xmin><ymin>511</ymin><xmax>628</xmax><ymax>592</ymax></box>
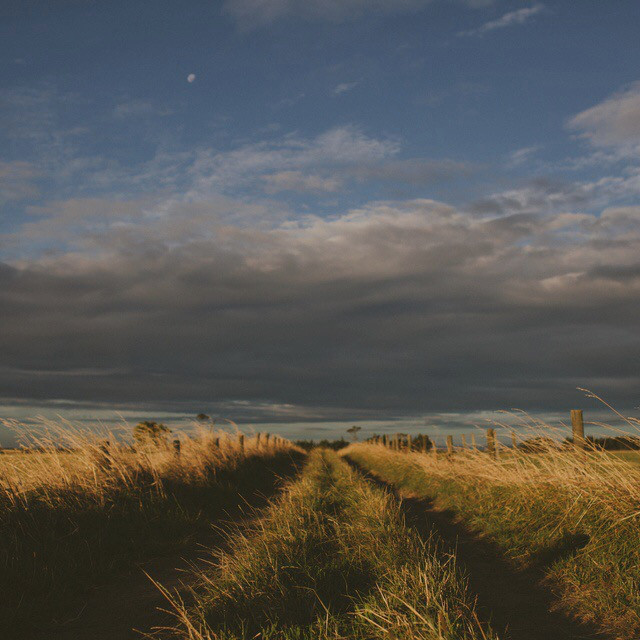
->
<box><xmin>1</xmin><ymin>1</ymin><xmax>640</xmax><ymax>443</ymax></box>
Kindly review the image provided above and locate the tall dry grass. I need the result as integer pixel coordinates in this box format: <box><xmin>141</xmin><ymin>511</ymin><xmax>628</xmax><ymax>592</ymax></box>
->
<box><xmin>0</xmin><ymin>418</ymin><xmax>290</xmax><ymax>502</ymax></box>
<box><xmin>0</xmin><ymin>418</ymin><xmax>302</xmax><ymax>636</ymax></box>
<box><xmin>345</xmin><ymin>408</ymin><xmax>640</xmax><ymax>638</ymax></box>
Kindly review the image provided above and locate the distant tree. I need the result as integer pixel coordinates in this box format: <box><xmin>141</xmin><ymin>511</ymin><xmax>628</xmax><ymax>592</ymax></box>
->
<box><xmin>294</xmin><ymin>438</ymin><xmax>349</xmax><ymax>451</ymax></box>
<box><xmin>412</xmin><ymin>434</ymin><xmax>432</xmax><ymax>451</ymax></box>
<box><xmin>133</xmin><ymin>421</ymin><xmax>171</xmax><ymax>447</ymax></box>
<box><xmin>196</xmin><ymin>413</ymin><xmax>213</xmax><ymax>423</ymax></box>
<box><xmin>347</xmin><ymin>426</ymin><xmax>362</xmax><ymax>441</ymax></box>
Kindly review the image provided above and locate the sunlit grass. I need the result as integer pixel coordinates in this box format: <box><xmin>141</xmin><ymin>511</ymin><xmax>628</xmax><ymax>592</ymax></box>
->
<box><xmin>345</xmin><ymin>409</ymin><xmax>640</xmax><ymax>639</ymax></box>
<box><xmin>0</xmin><ymin>418</ymin><xmax>302</xmax><ymax>636</ymax></box>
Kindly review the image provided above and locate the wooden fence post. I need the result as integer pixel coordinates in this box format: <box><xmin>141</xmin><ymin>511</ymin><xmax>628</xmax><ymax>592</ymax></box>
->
<box><xmin>407</xmin><ymin>434</ymin><xmax>412</xmax><ymax>452</ymax></box>
<box><xmin>571</xmin><ymin>410</ymin><xmax>585</xmax><ymax>450</ymax></box>
<box><xmin>461</xmin><ymin>434</ymin><xmax>467</xmax><ymax>449</ymax></box>
<box><xmin>264</xmin><ymin>433</ymin><xmax>270</xmax><ymax>448</ymax></box>
<box><xmin>213</xmin><ymin>437</ymin><xmax>220</xmax><ymax>449</ymax></box>
<box><xmin>446</xmin><ymin>435</ymin><xmax>454</xmax><ymax>457</ymax></box>
<box><xmin>238</xmin><ymin>433</ymin><xmax>245</xmax><ymax>454</ymax></box>
<box><xmin>432</xmin><ymin>440</ymin><xmax>438</xmax><ymax>460</ymax></box>
<box><xmin>256</xmin><ymin>433</ymin><xmax>262</xmax><ymax>448</ymax></box>
<box><xmin>486</xmin><ymin>428</ymin><xmax>496</xmax><ymax>458</ymax></box>
<box><xmin>471</xmin><ymin>433</ymin><xmax>477</xmax><ymax>450</ymax></box>
<box><xmin>486</xmin><ymin>429</ymin><xmax>496</xmax><ymax>456</ymax></box>
<box><xmin>173</xmin><ymin>439</ymin><xmax>181</xmax><ymax>456</ymax></box>
<box><xmin>422</xmin><ymin>435</ymin><xmax>429</xmax><ymax>453</ymax></box>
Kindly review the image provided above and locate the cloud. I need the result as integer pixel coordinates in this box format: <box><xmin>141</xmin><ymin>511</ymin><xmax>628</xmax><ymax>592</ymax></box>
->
<box><xmin>0</xmin><ymin>87</ymin><xmax>398</xmax><ymax>203</ymax></box>
<box><xmin>334</xmin><ymin>81</ymin><xmax>359</xmax><ymax>95</ymax></box>
<box><xmin>222</xmin><ymin>0</ymin><xmax>497</xmax><ymax>27</ymax></box>
<box><xmin>468</xmin><ymin>170</ymin><xmax>640</xmax><ymax>216</ymax></box>
<box><xmin>113</xmin><ymin>99</ymin><xmax>173</xmax><ymax>118</ymax></box>
<box><xmin>223</xmin><ymin>0</ymin><xmax>428</xmax><ymax>28</ymax></box>
<box><xmin>180</xmin><ymin>125</ymin><xmax>399</xmax><ymax>199</ymax></box>
<box><xmin>262</xmin><ymin>171</ymin><xmax>342</xmax><ymax>193</ymax></box>
<box><xmin>3</xmin><ymin>79</ymin><xmax>640</xmax><ymax>424</ymax></box>
<box><xmin>349</xmin><ymin>158</ymin><xmax>475</xmax><ymax>185</ymax></box>
<box><xmin>3</xmin><ymin>192</ymin><xmax>640</xmax><ymax>421</ymax></box>
<box><xmin>507</xmin><ymin>145</ymin><xmax>541</xmax><ymax>168</ymax></box>
<box><xmin>458</xmin><ymin>3</ymin><xmax>544</xmax><ymax>37</ymax></box>
<box><xmin>567</xmin><ymin>82</ymin><xmax>640</xmax><ymax>155</ymax></box>
<box><xmin>0</xmin><ymin>161</ymin><xmax>40</xmax><ymax>206</ymax></box>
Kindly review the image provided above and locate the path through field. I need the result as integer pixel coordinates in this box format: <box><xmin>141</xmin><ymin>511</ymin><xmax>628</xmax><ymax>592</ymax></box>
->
<box><xmin>349</xmin><ymin>460</ymin><xmax>610</xmax><ymax>640</ymax></box>
<box><xmin>29</xmin><ymin>451</ymin><xmax>614</xmax><ymax>639</ymax></box>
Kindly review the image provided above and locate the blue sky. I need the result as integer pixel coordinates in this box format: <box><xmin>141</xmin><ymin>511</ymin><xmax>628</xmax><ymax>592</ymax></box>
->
<box><xmin>2</xmin><ymin>1</ymin><xmax>640</xmax><ymax>442</ymax></box>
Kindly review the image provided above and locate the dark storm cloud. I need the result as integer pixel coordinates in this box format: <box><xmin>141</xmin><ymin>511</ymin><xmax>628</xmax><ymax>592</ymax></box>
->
<box><xmin>2</xmin><ymin>198</ymin><xmax>640</xmax><ymax>420</ymax></box>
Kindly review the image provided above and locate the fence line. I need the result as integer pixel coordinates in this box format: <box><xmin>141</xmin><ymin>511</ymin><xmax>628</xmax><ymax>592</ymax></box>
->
<box><xmin>369</xmin><ymin>410</ymin><xmax>592</xmax><ymax>457</ymax></box>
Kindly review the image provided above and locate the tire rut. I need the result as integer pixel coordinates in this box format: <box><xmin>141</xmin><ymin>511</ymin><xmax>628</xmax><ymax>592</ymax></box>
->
<box><xmin>346</xmin><ymin>458</ymin><xmax>611</xmax><ymax>640</ymax></box>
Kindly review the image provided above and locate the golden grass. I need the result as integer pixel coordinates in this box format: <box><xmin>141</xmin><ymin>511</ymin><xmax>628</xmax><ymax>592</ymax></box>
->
<box><xmin>345</xmin><ymin>413</ymin><xmax>640</xmax><ymax>638</ymax></box>
<box><xmin>0</xmin><ymin>417</ymin><xmax>302</xmax><ymax>636</ymax></box>
<box><xmin>0</xmin><ymin>418</ymin><xmax>297</xmax><ymax>503</ymax></box>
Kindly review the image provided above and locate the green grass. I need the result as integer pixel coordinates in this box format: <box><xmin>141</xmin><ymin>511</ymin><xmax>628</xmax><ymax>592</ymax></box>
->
<box><xmin>0</xmin><ymin>434</ymin><xmax>303</xmax><ymax>636</ymax></box>
<box><xmin>345</xmin><ymin>443</ymin><xmax>640</xmax><ymax>639</ymax></box>
<box><xmin>174</xmin><ymin>449</ymin><xmax>497</xmax><ymax>640</ymax></box>
<box><xmin>607</xmin><ymin>449</ymin><xmax>640</xmax><ymax>464</ymax></box>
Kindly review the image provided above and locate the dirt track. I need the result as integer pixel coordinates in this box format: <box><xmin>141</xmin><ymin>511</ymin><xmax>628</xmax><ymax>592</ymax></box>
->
<box><xmin>348</xmin><ymin>459</ymin><xmax>610</xmax><ymax>640</ymax></box>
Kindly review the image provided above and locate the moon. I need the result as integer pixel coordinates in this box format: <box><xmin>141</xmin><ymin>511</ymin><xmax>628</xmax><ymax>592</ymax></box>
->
<box><xmin>187</xmin><ymin>73</ymin><xmax>196</xmax><ymax>83</ymax></box>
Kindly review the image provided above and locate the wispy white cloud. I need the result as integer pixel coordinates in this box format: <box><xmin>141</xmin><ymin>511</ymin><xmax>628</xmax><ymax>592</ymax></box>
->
<box><xmin>334</xmin><ymin>81</ymin><xmax>359</xmax><ymax>95</ymax></box>
<box><xmin>223</xmin><ymin>0</ymin><xmax>428</xmax><ymax>28</ymax></box>
<box><xmin>262</xmin><ymin>170</ymin><xmax>342</xmax><ymax>193</ymax></box>
<box><xmin>113</xmin><ymin>99</ymin><xmax>173</xmax><ymax>118</ymax></box>
<box><xmin>507</xmin><ymin>145</ymin><xmax>541</xmax><ymax>167</ymax></box>
<box><xmin>568</xmin><ymin>82</ymin><xmax>640</xmax><ymax>155</ymax></box>
<box><xmin>181</xmin><ymin>125</ymin><xmax>399</xmax><ymax>200</ymax></box>
<box><xmin>458</xmin><ymin>3</ymin><xmax>545</xmax><ymax>37</ymax></box>
<box><xmin>0</xmin><ymin>161</ymin><xmax>40</xmax><ymax>206</ymax></box>
<box><xmin>223</xmin><ymin>0</ymin><xmax>499</xmax><ymax>29</ymax></box>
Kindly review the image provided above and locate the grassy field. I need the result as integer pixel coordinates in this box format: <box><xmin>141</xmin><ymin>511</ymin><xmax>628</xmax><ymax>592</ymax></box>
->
<box><xmin>0</xmin><ymin>423</ymin><xmax>302</xmax><ymax>636</ymax></box>
<box><xmin>4</xmin><ymin>419</ymin><xmax>639</xmax><ymax>639</ymax></box>
<box><xmin>171</xmin><ymin>449</ymin><xmax>497</xmax><ymax>640</ymax></box>
<box><xmin>608</xmin><ymin>449</ymin><xmax>640</xmax><ymax>464</ymax></box>
<box><xmin>345</xmin><ymin>442</ymin><xmax>640</xmax><ymax>639</ymax></box>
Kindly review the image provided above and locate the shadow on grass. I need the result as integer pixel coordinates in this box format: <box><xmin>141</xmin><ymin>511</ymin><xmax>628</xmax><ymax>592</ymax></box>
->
<box><xmin>530</xmin><ymin>532</ymin><xmax>590</xmax><ymax>571</ymax></box>
<box><xmin>10</xmin><ymin>450</ymin><xmax>306</xmax><ymax>639</ymax></box>
<box><xmin>345</xmin><ymin>457</ymin><xmax>610</xmax><ymax>640</ymax></box>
